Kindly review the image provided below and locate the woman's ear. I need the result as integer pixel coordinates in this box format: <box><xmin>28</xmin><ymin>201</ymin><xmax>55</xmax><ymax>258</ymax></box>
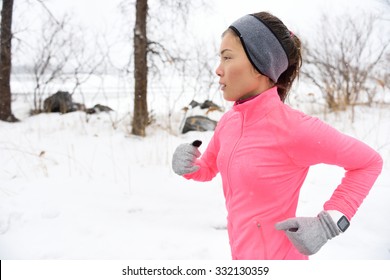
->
<box><xmin>251</xmin><ymin>66</ymin><xmax>262</xmax><ymax>77</ymax></box>
<box><xmin>257</xmin><ymin>72</ymin><xmax>274</xmax><ymax>86</ymax></box>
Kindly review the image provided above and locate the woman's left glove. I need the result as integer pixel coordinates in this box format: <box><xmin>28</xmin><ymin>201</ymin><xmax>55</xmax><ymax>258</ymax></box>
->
<box><xmin>275</xmin><ymin>211</ymin><xmax>340</xmax><ymax>255</ymax></box>
<box><xmin>172</xmin><ymin>141</ymin><xmax>202</xmax><ymax>176</ymax></box>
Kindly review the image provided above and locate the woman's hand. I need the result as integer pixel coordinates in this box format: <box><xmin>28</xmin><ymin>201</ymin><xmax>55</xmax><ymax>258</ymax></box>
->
<box><xmin>275</xmin><ymin>211</ymin><xmax>342</xmax><ymax>255</ymax></box>
<box><xmin>172</xmin><ymin>140</ymin><xmax>202</xmax><ymax>176</ymax></box>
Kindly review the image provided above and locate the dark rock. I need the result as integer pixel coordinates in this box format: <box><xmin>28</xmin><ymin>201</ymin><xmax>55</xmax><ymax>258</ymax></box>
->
<box><xmin>200</xmin><ymin>100</ymin><xmax>221</xmax><ymax>110</ymax></box>
<box><xmin>43</xmin><ymin>91</ymin><xmax>74</xmax><ymax>113</ymax></box>
<box><xmin>86</xmin><ymin>104</ymin><xmax>114</xmax><ymax>114</ymax></box>
<box><xmin>182</xmin><ymin>115</ymin><xmax>217</xmax><ymax>134</ymax></box>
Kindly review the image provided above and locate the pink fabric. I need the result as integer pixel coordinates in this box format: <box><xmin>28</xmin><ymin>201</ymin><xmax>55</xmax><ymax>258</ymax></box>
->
<box><xmin>184</xmin><ymin>87</ymin><xmax>383</xmax><ymax>260</ymax></box>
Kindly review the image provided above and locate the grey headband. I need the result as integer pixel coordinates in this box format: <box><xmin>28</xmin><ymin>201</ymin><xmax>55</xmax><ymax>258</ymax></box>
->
<box><xmin>229</xmin><ymin>14</ymin><xmax>288</xmax><ymax>83</ymax></box>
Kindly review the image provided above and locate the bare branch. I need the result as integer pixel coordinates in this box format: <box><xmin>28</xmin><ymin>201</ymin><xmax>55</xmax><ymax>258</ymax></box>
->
<box><xmin>301</xmin><ymin>11</ymin><xmax>389</xmax><ymax>111</ymax></box>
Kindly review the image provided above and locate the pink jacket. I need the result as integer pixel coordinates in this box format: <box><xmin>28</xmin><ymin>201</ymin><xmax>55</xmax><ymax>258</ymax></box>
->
<box><xmin>184</xmin><ymin>87</ymin><xmax>383</xmax><ymax>260</ymax></box>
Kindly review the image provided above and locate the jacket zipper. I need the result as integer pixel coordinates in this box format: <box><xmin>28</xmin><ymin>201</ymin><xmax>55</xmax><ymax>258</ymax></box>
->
<box><xmin>226</xmin><ymin>112</ymin><xmax>244</xmax><ymax>197</ymax></box>
<box><xmin>226</xmin><ymin>112</ymin><xmax>244</xmax><ymax>244</ymax></box>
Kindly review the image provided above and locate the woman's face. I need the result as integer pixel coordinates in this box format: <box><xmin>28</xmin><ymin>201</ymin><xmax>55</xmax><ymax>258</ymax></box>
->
<box><xmin>216</xmin><ymin>31</ymin><xmax>266</xmax><ymax>102</ymax></box>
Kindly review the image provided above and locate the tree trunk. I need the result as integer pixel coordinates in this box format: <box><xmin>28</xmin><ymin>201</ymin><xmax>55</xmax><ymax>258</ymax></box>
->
<box><xmin>0</xmin><ymin>0</ymin><xmax>17</xmax><ymax>122</ymax></box>
<box><xmin>132</xmin><ymin>0</ymin><xmax>148</xmax><ymax>136</ymax></box>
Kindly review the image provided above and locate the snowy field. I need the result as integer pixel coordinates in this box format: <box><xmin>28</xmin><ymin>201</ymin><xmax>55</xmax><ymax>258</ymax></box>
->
<box><xmin>0</xmin><ymin>83</ymin><xmax>389</xmax><ymax>261</ymax></box>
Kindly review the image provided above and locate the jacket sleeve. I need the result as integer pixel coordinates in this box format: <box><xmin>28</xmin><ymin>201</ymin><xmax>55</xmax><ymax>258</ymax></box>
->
<box><xmin>289</xmin><ymin>115</ymin><xmax>383</xmax><ymax>220</ymax></box>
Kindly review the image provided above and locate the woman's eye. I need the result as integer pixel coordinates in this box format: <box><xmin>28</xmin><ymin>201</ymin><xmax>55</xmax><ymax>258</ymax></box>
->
<box><xmin>223</xmin><ymin>56</ymin><xmax>231</xmax><ymax>61</ymax></box>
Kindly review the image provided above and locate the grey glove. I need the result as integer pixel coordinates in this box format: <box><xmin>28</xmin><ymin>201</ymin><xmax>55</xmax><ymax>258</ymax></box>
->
<box><xmin>275</xmin><ymin>211</ymin><xmax>340</xmax><ymax>255</ymax></box>
<box><xmin>172</xmin><ymin>140</ymin><xmax>202</xmax><ymax>176</ymax></box>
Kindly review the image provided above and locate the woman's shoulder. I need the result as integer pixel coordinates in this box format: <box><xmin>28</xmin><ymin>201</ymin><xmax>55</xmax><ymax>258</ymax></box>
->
<box><xmin>269</xmin><ymin>102</ymin><xmax>316</xmax><ymax>128</ymax></box>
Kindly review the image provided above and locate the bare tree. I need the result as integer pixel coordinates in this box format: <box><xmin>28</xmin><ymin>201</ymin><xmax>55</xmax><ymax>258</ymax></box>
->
<box><xmin>153</xmin><ymin>37</ymin><xmax>220</xmax><ymax>134</ymax></box>
<box><xmin>30</xmin><ymin>15</ymin><xmax>74</xmax><ymax>114</ymax></box>
<box><xmin>130</xmin><ymin>0</ymin><xmax>208</xmax><ymax>136</ymax></box>
<box><xmin>0</xmin><ymin>0</ymin><xmax>18</xmax><ymax>122</ymax></box>
<box><xmin>132</xmin><ymin>0</ymin><xmax>149</xmax><ymax>136</ymax></box>
<box><xmin>301</xmin><ymin>12</ymin><xmax>389</xmax><ymax>111</ymax></box>
<box><xmin>28</xmin><ymin>12</ymin><xmax>107</xmax><ymax>115</ymax></box>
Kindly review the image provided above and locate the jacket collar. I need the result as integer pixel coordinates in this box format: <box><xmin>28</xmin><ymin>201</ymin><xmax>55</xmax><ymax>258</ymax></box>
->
<box><xmin>233</xmin><ymin>86</ymin><xmax>281</xmax><ymax>126</ymax></box>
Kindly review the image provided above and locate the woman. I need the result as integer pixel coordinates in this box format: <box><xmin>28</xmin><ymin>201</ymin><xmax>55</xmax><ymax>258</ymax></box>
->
<box><xmin>172</xmin><ymin>12</ymin><xmax>383</xmax><ymax>260</ymax></box>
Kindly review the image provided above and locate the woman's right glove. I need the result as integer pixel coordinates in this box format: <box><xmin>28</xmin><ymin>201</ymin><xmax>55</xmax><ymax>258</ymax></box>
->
<box><xmin>172</xmin><ymin>140</ymin><xmax>202</xmax><ymax>176</ymax></box>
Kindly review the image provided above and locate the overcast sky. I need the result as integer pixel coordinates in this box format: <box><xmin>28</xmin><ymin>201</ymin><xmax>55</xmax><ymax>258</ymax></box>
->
<box><xmin>12</xmin><ymin>0</ymin><xmax>386</xmax><ymax>72</ymax></box>
<box><xmin>42</xmin><ymin>0</ymin><xmax>384</xmax><ymax>39</ymax></box>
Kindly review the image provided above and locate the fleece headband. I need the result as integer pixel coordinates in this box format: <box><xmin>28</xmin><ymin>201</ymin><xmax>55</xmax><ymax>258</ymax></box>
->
<box><xmin>229</xmin><ymin>14</ymin><xmax>288</xmax><ymax>83</ymax></box>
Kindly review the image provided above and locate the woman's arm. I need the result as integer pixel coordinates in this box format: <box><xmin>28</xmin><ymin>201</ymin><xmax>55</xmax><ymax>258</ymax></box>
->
<box><xmin>290</xmin><ymin>115</ymin><xmax>383</xmax><ymax>220</ymax></box>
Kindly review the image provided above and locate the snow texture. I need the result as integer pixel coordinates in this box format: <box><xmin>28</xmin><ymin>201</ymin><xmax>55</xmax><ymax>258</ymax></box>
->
<box><xmin>1</xmin><ymin>88</ymin><xmax>389</xmax><ymax>260</ymax></box>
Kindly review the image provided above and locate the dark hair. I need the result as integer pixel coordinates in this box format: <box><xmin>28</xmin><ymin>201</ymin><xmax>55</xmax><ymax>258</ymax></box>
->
<box><xmin>225</xmin><ymin>12</ymin><xmax>302</xmax><ymax>102</ymax></box>
<box><xmin>253</xmin><ymin>12</ymin><xmax>302</xmax><ymax>101</ymax></box>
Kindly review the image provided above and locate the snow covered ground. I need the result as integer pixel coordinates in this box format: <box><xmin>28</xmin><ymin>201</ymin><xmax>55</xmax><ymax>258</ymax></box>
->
<box><xmin>1</xmin><ymin>86</ymin><xmax>389</xmax><ymax>260</ymax></box>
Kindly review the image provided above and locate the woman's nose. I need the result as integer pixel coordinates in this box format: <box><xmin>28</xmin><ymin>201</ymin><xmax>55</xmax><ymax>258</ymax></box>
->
<box><xmin>215</xmin><ymin>64</ymin><xmax>223</xmax><ymax>77</ymax></box>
